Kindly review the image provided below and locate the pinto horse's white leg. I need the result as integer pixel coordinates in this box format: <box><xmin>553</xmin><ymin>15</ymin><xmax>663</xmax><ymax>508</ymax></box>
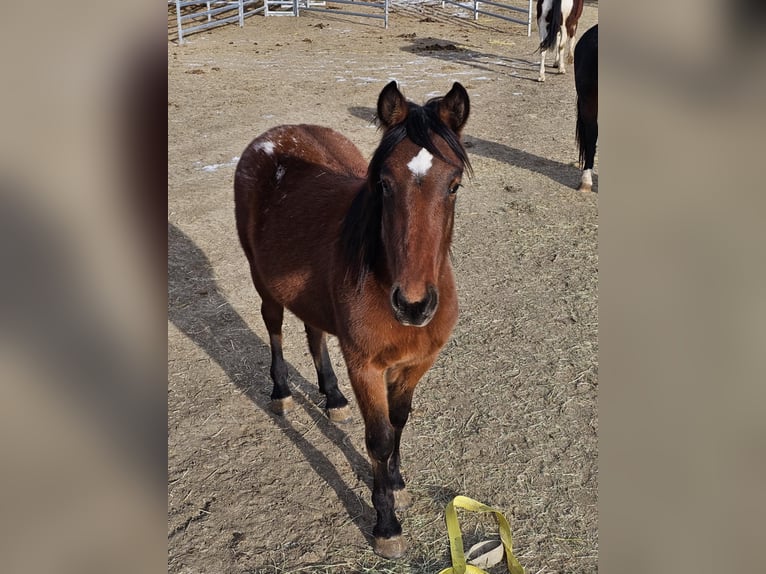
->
<box><xmin>567</xmin><ymin>31</ymin><xmax>576</xmax><ymax>64</ymax></box>
<box><xmin>537</xmin><ymin>17</ymin><xmax>547</xmax><ymax>82</ymax></box>
<box><xmin>556</xmin><ymin>29</ymin><xmax>567</xmax><ymax>74</ymax></box>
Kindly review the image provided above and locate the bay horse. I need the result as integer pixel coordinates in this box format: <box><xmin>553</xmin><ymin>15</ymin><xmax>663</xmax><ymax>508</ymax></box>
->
<box><xmin>234</xmin><ymin>81</ymin><xmax>471</xmax><ymax>559</ymax></box>
<box><xmin>574</xmin><ymin>24</ymin><xmax>597</xmax><ymax>191</ymax></box>
<box><xmin>537</xmin><ymin>0</ymin><xmax>584</xmax><ymax>82</ymax></box>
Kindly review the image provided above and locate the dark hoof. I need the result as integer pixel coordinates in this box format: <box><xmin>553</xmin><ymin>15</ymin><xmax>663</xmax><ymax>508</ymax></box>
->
<box><xmin>373</xmin><ymin>535</ymin><xmax>407</xmax><ymax>559</ymax></box>
<box><xmin>326</xmin><ymin>405</ymin><xmax>352</xmax><ymax>423</ymax></box>
<box><xmin>270</xmin><ymin>397</ymin><xmax>295</xmax><ymax>415</ymax></box>
<box><xmin>393</xmin><ymin>488</ymin><xmax>412</xmax><ymax>510</ymax></box>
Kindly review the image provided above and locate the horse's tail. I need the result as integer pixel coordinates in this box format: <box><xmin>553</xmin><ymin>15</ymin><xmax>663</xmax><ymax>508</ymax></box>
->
<box><xmin>540</xmin><ymin>0</ymin><xmax>564</xmax><ymax>51</ymax></box>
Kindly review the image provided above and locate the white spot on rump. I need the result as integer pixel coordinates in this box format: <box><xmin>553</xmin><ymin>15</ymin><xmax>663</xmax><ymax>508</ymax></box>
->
<box><xmin>253</xmin><ymin>140</ymin><xmax>275</xmax><ymax>156</ymax></box>
<box><xmin>407</xmin><ymin>148</ymin><xmax>433</xmax><ymax>178</ymax></box>
<box><xmin>275</xmin><ymin>165</ymin><xmax>286</xmax><ymax>183</ymax></box>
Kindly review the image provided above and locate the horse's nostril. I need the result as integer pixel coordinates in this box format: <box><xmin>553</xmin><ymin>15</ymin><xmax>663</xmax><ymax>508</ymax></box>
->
<box><xmin>391</xmin><ymin>285</ymin><xmax>403</xmax><ymax>310</ymax></box>
<box><xmin>391</xmin><ymin>285</ymin><xmax>410</xmax><ymax>313</ymax></box>
<box><xmin>426</xmin><ymin>285</ymin><xmax>439</xmax><ymax>311</ymax></box>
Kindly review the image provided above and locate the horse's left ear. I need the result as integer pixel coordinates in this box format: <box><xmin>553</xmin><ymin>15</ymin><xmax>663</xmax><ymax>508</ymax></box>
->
<box><xmin>438</xmin><ymin>82</ymin><xmax>470</xmax><ymax>134</ymax></box>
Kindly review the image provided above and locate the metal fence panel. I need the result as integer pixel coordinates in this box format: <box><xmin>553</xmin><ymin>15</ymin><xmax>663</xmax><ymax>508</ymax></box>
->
<box><xmin>172</xmin><ymin>0</ymin><xmax>265</xmax><ymax>44</ymax></box>
<box><xmin>293</xmin><ymin>0</ymin><xmax>389</xmax><ymax>28</ymax></box>
<box><xmin>441</xmin><ymin>0</ymin><xmax>533</xmax><ymax>36</ymax></box>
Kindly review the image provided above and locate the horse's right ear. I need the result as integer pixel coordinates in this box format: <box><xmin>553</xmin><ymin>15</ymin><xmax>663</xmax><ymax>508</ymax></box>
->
<box><xmin>377</xmin><ymin>81</ymin><xmax>409</xmax><ymax>129</ymax></box>
<box><xmin>438</xmin><ymin>82</ymin><xmax>470</xmax><ymax>134</ymax></box>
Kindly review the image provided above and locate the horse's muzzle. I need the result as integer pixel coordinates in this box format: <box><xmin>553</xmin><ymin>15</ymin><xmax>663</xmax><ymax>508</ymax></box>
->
<box><xmin>390</xmin><ymin>284</ymin><xmax>439</xmax><ymax>327</ymax></box>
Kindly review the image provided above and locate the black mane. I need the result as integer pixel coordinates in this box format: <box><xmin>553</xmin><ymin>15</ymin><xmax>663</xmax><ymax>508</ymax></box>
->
<box><xmin>340</xmin><ymin>97</ymin><xmax>472</xmax><ymax>286</ymax></box>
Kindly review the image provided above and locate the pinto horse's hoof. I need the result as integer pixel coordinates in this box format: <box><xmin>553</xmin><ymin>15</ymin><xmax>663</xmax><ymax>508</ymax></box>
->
<box><xmin>373</xmin><ymin>535</ymin><xmax>407</xmax><ymax>559</ymax></box>
<box><xmin>578</xmin><ymin>183</ymin><xmax>593</xmax><ymax>193</ymax></box>
<box><xmin>326</xmin><ymin>405</ymin><xmax>352</xmax><ymax>423</ymax></box>
<box><xmin>393</xmin><ymin>488</ymin><xmax>412</xmax><ymax>510</ymax></box>
<box><xmin>270</xmin><ymin>397</ymin><xmax>295</xmax><ymax>415</ymax></box>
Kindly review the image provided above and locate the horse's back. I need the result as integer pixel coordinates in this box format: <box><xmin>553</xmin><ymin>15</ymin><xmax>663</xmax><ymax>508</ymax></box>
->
<box><xmin>235</xmin><ymin>123</ymin><xmax>366</xmax><ymax>228</ymax></box>
<box><xmin>235</xmin><ymin>124</ymin><xmax>365</xmax><ymax>197</ymax></box>
<box><xmin>234</xmin><ymin>125</ymin><xmax>367</xmax><ymax>331</ymax></box>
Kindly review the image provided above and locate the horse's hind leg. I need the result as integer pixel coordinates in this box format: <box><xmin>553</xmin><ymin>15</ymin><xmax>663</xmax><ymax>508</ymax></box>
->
<box><xmin>578</xmin><ymin>116</ymin><xmax>597</xmax><ymax>192</ymax></box>
<box><xmin>261</xmin><ymin>297</ymin><xmax>294</xmax><ymax>414</ymax></box>
<box><xmin>576</xmin><ymin>80</ymin><xmax>598</xmax><ymax>192</ymax></box>
<box><xmin>305</xmin><ymin>324</ymin><xmax>351</xmax><ymax>423</ymax></box>
<box><xmin>537</xmin><ymin>16</ymin><xmax>547</xmax><ymax>82</ymax></box>
<box><xmin>566</xmin><ymin>29</ymin><xmax>577</xmax><ymax>64</ymax></box>
<box><xmin>538</xmin><ymin>46</ymin><xmax>548</xmax><ymax>82</ymax></box>
<box><xmin>555</xmin><ymin>30</ymin><xmax>567</xmax><ymax>73</ymax></box>
<box><xmin>565</xmin><ymin>18</ymin><xmax>578</xmax><ymax>64</ymax></box>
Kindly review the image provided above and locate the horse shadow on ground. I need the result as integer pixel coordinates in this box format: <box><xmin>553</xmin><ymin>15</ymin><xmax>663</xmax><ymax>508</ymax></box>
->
<box><xmin>167</xmin><ymin>222</ymin><xmax>375</xmax><ymax>540</ymax></box>
<box><xmin>463</xmin><ymin>135</ymin><xmax>598</xmax><ymax>192</ymax></box>
<box><xmin>346</xmin><ymin>108</ymin><xmax>597</xmax><ymax>192</ymax></box>
<box><xmin>401</xmin><ymin>36</ymin><xmax>543</xmax><ymax>84</ymax></box>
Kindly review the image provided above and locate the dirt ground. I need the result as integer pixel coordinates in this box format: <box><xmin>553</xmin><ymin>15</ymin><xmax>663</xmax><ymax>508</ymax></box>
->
<box><xmin>168</xmin><ymin>2</ymin><xmax>598</xmax><ymax>572</ymax></box>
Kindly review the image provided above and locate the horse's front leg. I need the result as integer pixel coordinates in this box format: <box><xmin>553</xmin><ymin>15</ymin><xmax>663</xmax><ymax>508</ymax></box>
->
<box><xmin>348</xmin><ymin>362</ymin><xmax>406</xmax><ymax>559</ymax></box>
<box><xmin>386</xmin><ymin>359</ymin><xmax>435</xmax><ymax>511</ymax></box>
<box><xmin>555</xmin><ymin>31</ymin><xmax>566</xmax><ymax>73</ymax></box>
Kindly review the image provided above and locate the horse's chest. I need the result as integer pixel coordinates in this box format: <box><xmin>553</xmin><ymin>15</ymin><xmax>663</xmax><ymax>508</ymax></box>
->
<box><xmin>371</xmin><ymin>323</ymin><xmax>450</xmax><ymax>370</ymax></box>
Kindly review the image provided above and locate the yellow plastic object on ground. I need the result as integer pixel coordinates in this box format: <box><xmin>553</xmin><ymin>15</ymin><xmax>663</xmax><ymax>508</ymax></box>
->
<box><xmin>438</xmin><ymin>495</ymin><xmax>526</xmax><ymax>574</ymax></box>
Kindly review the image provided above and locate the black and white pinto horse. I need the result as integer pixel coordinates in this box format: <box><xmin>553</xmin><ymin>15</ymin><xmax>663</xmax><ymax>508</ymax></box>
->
<box><xmin>574</xmin><ymin>24</ymin><xmax>597</xmax><ymax>192</ymax></box>
<box><xmin>537</xmin><ymin>0</ymin><xmax>584</xmax><ymax>82</ymax></box>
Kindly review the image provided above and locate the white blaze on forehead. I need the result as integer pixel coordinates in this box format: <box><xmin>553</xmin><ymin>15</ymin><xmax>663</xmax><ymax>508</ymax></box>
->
<box><xmin>253</xmin><ymin>140</ymin><xmax>275</xmax><ymax>156</ymax></box>
<box><xmin>407</xmin><ymin>148</ymin><xmax>433</xmax><ymax>178</ymax></box>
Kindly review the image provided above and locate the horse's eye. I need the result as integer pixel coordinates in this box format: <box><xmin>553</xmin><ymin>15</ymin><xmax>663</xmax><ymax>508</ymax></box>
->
<box><xmin>378</xmin><ymin>180</ymin><xmax>392</xmax><ymax>197</ymax></box>
<box><xmin>449</xmin><ymin>183</ymin><xmax>462</xmax><ymax>195</ymax></box>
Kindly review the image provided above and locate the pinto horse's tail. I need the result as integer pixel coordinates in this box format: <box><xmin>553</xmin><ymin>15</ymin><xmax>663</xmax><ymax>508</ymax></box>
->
<box><xmin>540</xmin><ymin>0</ymin><xmax>563</xmax><ymax>51</ymax></box>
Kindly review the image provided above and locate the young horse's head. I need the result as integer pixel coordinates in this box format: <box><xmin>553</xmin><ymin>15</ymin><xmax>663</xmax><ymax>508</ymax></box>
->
<box><xmin>343</xmin><ymin>81</ymin><xmax>471</xmax><ymax>327</ymax></box>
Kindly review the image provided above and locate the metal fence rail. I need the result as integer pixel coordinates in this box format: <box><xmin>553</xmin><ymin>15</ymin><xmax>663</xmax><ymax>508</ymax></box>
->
<box><xmin>172</xmin><ymin>0</ymin><xmax>265</xmax><ymax>44</ymax></box>
<box><xmin>171</xmin><ymin>0</ymin><xmax>389</xmax><ymax>42</ymax></box>
<box><xmin>441</xmin><ymin>0</ymin><xmax>533</xmax><ymax>36</ymax></box>
<box><xmin>298</xmin><ymin>0</ymin><xmax>389</xmax><ymax>28</ymax></box>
